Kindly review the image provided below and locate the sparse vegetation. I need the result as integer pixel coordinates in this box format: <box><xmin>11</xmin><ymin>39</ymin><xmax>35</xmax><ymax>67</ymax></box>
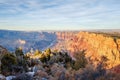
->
<box><xmin>0</xmin><ymin>47</ymin><xmax>119</xmax><ymax>80</ymax></box>
<box><xmin>72</xmin><ymin>50</ymin><xmax>87</xmax><ymax>70</ymax></box>
<box><xmin>1</xmin><ymin>53</ymin><xmax>17</xmax><ymax>75</ymax></box>
<box><xmin>34</xmin><ymin>49</ymin><xmax>42</xmax><ymax>56</ymax></box>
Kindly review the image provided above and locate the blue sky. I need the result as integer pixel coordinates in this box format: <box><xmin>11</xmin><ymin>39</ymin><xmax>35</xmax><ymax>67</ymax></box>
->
<box><xmin>0</xmin><ymin>0</ymin><xmax>120</xmax><ymax>30</ymax></box>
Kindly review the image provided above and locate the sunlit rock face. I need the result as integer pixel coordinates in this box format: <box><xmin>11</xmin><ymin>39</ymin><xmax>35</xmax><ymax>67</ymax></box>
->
<box><xmin>54</xmin><ymin>31</ymin><xmax>120</xmax><ymax>69</ymax></box>
<box><xmin>53</xmin><ymin>32</ymin><xmax>76</xmax><ymax>52</ymax></box>
<box><xmin>55</xmin><ymin>32</ymin><xmax>75</xmax><ymax>40</ymax></box>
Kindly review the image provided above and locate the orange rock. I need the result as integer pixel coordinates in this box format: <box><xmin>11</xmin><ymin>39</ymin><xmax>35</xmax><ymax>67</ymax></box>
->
<box><xmin>54</xmin><ymin>31</ymin><xmax>120</xmax><ymax>69</ymax></box>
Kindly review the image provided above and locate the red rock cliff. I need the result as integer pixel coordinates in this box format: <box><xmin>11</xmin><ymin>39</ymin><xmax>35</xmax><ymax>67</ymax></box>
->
<box><xmin>54</xmin><ymin>31</ymin><xmax>120</xmax><ymax>69</ymax></box>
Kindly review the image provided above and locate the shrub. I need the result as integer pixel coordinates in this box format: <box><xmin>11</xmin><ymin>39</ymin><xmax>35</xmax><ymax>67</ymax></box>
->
<box><xmin>1</xmin><ymin>53</ymin><xmax>17</xmax><ymax>75</ymax></box>
<box><xmin>34</xmin><ymin>49</ymin><xmax>42</xmax><ymax>56</ymax></box>
<box><xmin>39</xmin><ymin>54</ymin><xmax>47</xmax><ymax>63</ymax></box>
<box><xmin>72</xmin><ymin>50</ymin><xmax>87</xmax><ymax>70</ymax></box>
<box><xmin>15</xmin><ymin>48</ymin><xmax>24</xmax><ymax>56</ymax></box>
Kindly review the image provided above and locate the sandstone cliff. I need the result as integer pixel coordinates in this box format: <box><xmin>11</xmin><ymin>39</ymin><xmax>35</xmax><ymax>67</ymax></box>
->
<box><xmin>54</xmin><ymin>31</ymin><xmax>120</xmax><ymax>69</ymax></box>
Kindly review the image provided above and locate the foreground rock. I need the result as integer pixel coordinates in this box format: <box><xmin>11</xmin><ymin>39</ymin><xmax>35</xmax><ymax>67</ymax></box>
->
<box><xmin>0</xmin><ymin>74</ymin><xmax>5</xmax><ymax>80</ymax></box>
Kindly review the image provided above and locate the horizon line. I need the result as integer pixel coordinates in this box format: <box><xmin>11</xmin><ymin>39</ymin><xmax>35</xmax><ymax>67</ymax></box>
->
<box><xmin>0</xmin><ymin>28</ymin><xmax>120</xmax><ymax>32</ymax></box>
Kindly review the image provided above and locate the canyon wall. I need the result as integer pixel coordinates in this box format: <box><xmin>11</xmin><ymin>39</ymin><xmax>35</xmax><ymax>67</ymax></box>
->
<box><xmin>55</xmin><ymin>32</ymin><xmax>76</xmax><ymax>40</ymax></box>
<box><xmin>55</xmin><ymin>31</ymin><xmax>120</xmax><ymax>69</ymax></box>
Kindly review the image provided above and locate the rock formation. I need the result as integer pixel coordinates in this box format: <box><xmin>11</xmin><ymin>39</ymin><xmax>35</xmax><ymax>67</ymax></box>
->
<box><xmin>54</xmin><ymin>31</ymin><xmax>120</xmax><ymax>69</ymax></box>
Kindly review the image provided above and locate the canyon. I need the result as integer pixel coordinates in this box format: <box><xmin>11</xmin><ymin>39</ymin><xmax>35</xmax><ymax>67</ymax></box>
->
<box><xmin>0</xmin><ymin>30</ymin><xmax>120</xmax><ymax>69</ymax></box>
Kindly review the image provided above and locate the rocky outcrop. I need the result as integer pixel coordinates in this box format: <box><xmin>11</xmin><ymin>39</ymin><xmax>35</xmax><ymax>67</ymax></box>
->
<box><xmin>54</xmin><ymin>31</ymin><xmax>120</xmax><ymax>69</ymax></box>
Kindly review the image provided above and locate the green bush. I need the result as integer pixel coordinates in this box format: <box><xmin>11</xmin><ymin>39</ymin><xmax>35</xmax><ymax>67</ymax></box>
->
<box><xmin>15</xmin><ymin>48</ymin><xmax>24</xmax><ymax>56</ymax></box>
<box><xmin>39</xmin><ymin>54</ymin><xmax>47</xmax><ymax>63</ymax></box>
<box><xmin>45</xmin><ymin>48</ymin><xmax>51</xmax><ymax>61</ymax></box>
<box><xmin>34</xmin><ymin>49</ymin><xmax>42</xmax><ymax>56</ymax></box>
<box><xmin>72</xmin><ymin>50</ymin><xmax>87</xmax><ymax>70</ymax></box>
<box><xmin>1</xmin><ymin>53</ymin><xmax>17</xmax><ymax>75</ymax></box>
